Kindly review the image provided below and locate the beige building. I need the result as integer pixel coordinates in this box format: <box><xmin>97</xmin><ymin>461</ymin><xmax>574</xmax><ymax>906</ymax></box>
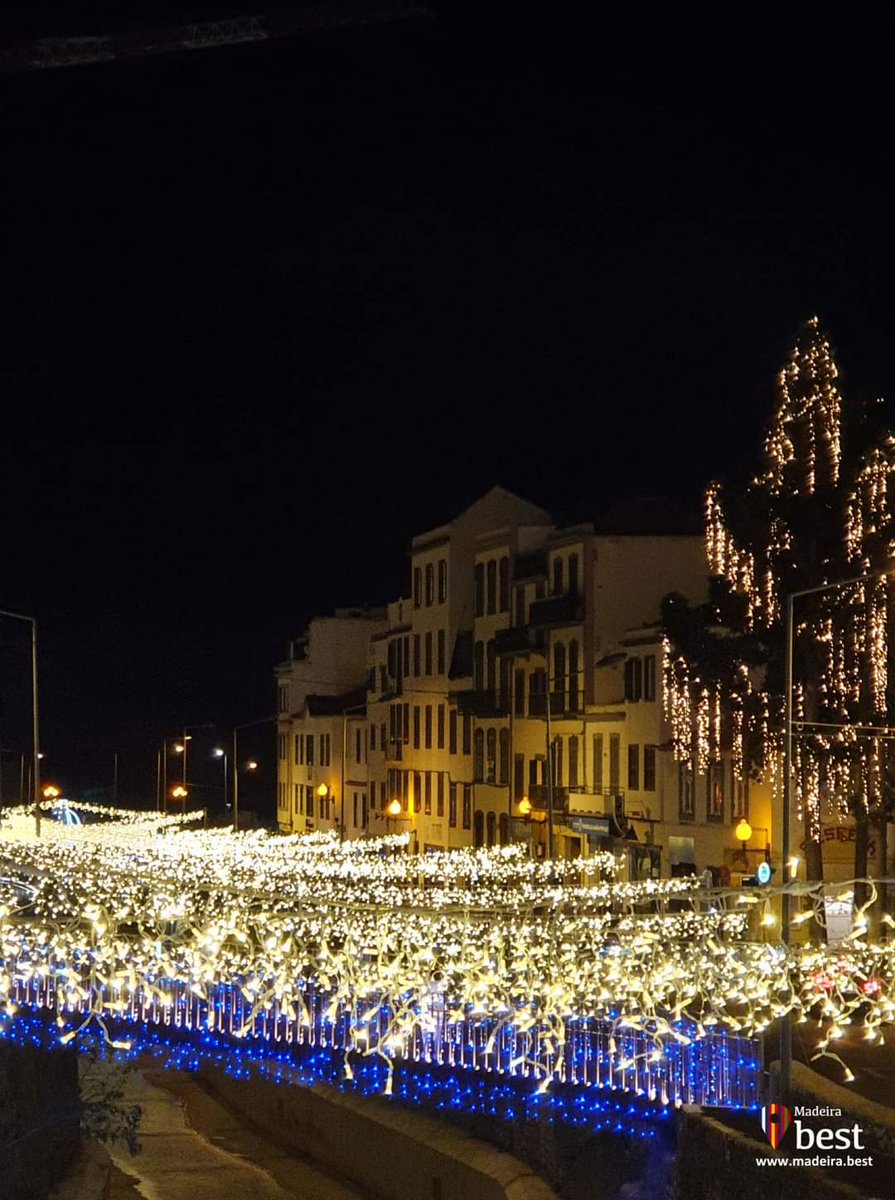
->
<box><xmin>275</xmin><ymin>488</ymin><xmax>781</xmax><ymax>877</ymax></box>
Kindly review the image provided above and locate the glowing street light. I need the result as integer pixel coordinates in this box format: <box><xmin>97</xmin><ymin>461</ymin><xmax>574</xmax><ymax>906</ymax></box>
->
<box><xmin>735</xmin><ymin>817</ymin><xmax>752</xmax><ymax>851</ymax></box>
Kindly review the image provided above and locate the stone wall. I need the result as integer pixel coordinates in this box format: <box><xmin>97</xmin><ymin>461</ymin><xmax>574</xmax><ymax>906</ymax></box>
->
<box><xmin>0</xmin><ymin>1044</ymin><xmax>81</xmax><ymax>1200</ymax></box>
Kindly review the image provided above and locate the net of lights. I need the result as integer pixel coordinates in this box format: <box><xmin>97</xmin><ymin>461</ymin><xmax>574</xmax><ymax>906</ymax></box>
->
<box><xmin>0</xmin><ymin>820</ymin><xmax>894</xmax><ymax>1106</ymax></box>
<box><xmin>669</xmin><ymin>317</ymin><xmax>895</xmax><ymax>844</ymax></box>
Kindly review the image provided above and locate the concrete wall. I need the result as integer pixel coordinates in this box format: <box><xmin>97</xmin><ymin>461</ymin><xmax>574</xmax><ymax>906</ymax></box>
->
<box><xmin>198</xmin><ymin>1064</ymin><xmax>558</xmax><ymax>1200</ymax></box>
<box><xmin>0</xmin><ymin>1044</ymin><xmax>80</xmax><ymax>1200</ymax></box>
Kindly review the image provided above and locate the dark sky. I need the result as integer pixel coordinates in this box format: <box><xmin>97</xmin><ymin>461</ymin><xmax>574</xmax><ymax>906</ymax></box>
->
<box><xmin>2</xmin><ymin>13</ymin><xmax>895</xmax><ymax>809</ymax></box>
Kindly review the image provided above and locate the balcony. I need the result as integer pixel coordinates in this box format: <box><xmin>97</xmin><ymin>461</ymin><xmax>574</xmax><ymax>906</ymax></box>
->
<box><xmin>455</xmin><ymin>689</ymin><xmax>508</xmax><ymax>718</ymax></box>
<box><xmin>527</xmin><ymin>784</ymin><xmax>568</xmax><ymax>812</ymax></box>
<box><xmin>494</xmin><ymin>625</ymin><xmax>545</xmax><ymax>657</ymax></box>
<box><xmin>528</xmin><ymin>593</ymin><xmax>584</xmax><ymax>627</ymax></box>
<box><xmin>513</xmin><ymin>549</ymin><xmax>547</xmax><ymax>580</ymax></box>
<box><xmin>527</xmin><ymin>691</ymin><xmax>565</xmax><ymax>718</ymax></box>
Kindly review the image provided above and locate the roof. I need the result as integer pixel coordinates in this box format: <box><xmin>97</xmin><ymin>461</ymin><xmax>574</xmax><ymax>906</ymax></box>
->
<box><xmin>305</xmin><ymin>684</ymin><xmax>368</xmax><ymax>717</ymax></box>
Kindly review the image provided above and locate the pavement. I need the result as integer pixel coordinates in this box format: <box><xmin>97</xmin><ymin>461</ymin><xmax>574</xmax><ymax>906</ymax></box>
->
<box><xmin>103</xmin><ymin>1067</ymin><xmax>366</xmax><ymax>1200</ymax></box>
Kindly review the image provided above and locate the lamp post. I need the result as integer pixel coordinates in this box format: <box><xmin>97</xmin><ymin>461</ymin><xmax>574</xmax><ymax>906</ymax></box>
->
<box><xmin>232</xmin><ymin>716</ymin><xmax>275</xmax><ymax>832</ymax></box>
<box><xmin>778</xmin><ymin>568</ymin><xmax>891</xmax><ymax>1103</ymax></box>
<box><xmin>0</xmin><ymin>609</ymin><xmax>40</xmax><ymax>836</ymax></box>
<box><xmin>170</xmin><ymin>784</ymin><xmax>188</xmax><ymax>816</ymax></box>
<box><xmin>212</xmin><ymin>748</ymin><xmax>228</xmax><ymax>812</ymax></box>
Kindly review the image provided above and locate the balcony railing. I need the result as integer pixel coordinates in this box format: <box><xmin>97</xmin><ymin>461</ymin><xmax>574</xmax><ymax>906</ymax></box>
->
<box><xmin>455</xmin><ymin>690</ymin><xmax>508</xmax><ymax>718</ymax></box>
<box><xmin>528</xmin><ymin>593</ymin><xmax>584</xmax><ymax>627</ymax></box>
<box><xmin>494</xmin><ymin>625</ymin><xmax>545</xmax><ymax>656</ymax></box>
<box><xmin>527</xmin><ymin>784</ymin><xmax>568</xmax><ymax>811</ymax></box>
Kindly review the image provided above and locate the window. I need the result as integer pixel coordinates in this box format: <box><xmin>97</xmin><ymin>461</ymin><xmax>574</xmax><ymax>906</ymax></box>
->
<box><xmin>425</xmin><ymin>562</ymin><xmax>434</xmax><ymax>606</ymax></box>
<box><xmin>551</xmin><ymin>737</ymin><xmax>563</xmax><ymax>787</ymax></box>
<box><xmin>294</xmin><ymin>734</ymin><xmax>301</xmax><ymax>765</ymax></box>
<box><xmin>499</xmin><ymin>659</ymin><xmax>511</xmax><ymax>710</ymax></box>
<box><xmin>370</xmin><ymin>724</ymin><xmax>376</xmax><ymax>751</ymax></box>
<box><xmin>473</xmin><ymin>729</ymin><xmax>485</xmax><ymax>780</ymax></box>
<box><xmin>553</xmin><ymin>642</ymin><xmax>566</xmax><ymax>709</ymax></box>
<box><xmin>529</xmin><ymin>756</ymin><xmax>544</xmax><ymax>788</ymax></box>
<box><xmin>486</xmin><ymin>560</ymin><xmax>497</xmax><ymax>614</ymax></box>
<box><xmin>322</xmin><ymin>733</ymin><xmax>331</xmax><ymax>766</ymax></box>
<box><xmin>707</xmin><ymin>762</ymin><xmax>724</xmax><ymax>821</ymax></box>
<box><xmin>437</xmin><ymin>629</ymin><xmax>446</xmax><ymax>675</ymax></box>
<box><xmin>644</xmin><ymin>746</ymin><xmax>657</xmax><ymax>791</ymax></box>
<box><xmin>486</xmin><ymin>811</ymin><xmax>496</xmax><ymax>847</ymax></box>
<box><xmin>413</xmin><ymin>706</ymin><xmax>421</xmax><ymax>749</ymax></box>
<box><xmin>353</xmin><ymin>793</ymin><xmax>358</xmax><ymax>828</ymax></box>
<box><xmin>473</xmin><ymin>809</ymin><xmax>484</xmax><ymax>847</ymax></box>
<box><xmin>355</xmin><ymin>728</ymin><xmax>362</xmax><ymax>762</ymax></box>
<box><xmin>449</xmin><ymin>709</ymin><xmax>458</xmax><ymax>754</ymax></box>
<box><xmin>568</xmin><ymin>552</ymin><xmax>579</xmax><ymax>596</ymax></box>
<box><xmin>438</xmin><ymin>559</ymin><xmax>448</xmax><ymax>603</ymax></box>
<box><xmin>514</xmin><ymin>754</ymin><xmax>524</xmax><ymax>800</ymax></box>
<box><xmin>628</xmin><ymin>744</ymin><xmax>639</xmax><ymax>790</ymax></box>
<box><xmin>486</xmin><ymin>728</ymin><xmax>497</xmax><ymax>783</ymax></box>
<box><xmin>499</xmin><ymin>813</ymin><xmax>510</xmax><ymax>846</ymax></box>
<box><xmin>474</xmin><ymin>564</ymin><xmax>485</xmax><ymax>616</ymax></box>
<box><xmin>424</xmin><ymin>772</ymin><xmax>432</xmax><ymax>815</ymax></box>
<box><xmin>437</xmin><ymin>705</ymin><xmax>445</xmax><ymax>749</ymax></box>
<box><xmin>403</xmin><ymin>635</ymin><xmax>410</xmax><ymax>677</ymax></box>
<box><xmin>486</xmin><ymin>640</ymin><xmax>496</xmax><ymax>694</ymax></box>
<box><xmin>278</xmin><ymin>734</ymin><xmax>286</xmax><ymax>760</ymax></box>
<box><xmin>278</xmin><ymin>684</ymin><xmax>289</xmax><ymax>712</ymax></box>
<box><xmin>463</xmin><ymin>785</ymin><xmax>472</xmax><ymax>829</ymax></box>
<box><xmin>403</xmin><ymin>703</ymin><xmax>410</xmax><ymax>743</ymax></box>
<box><xmin>569</xmin><ymin>735</ymin><xmax>579</xmax><ymax>788</ymax></box>
<box><xmin>413</xmin><ymin>566</ymin><xmax>422</xmax><ymax>608</ymax></box>
<box><xmin>474</xmin><ymin>641</ymin><xmax>485</xmax><ymax>690</ymax></box>
<box><xmin>643</xmin><ymin>655</ymin><xmax>657</xmax><ymax>702</ymax></box>
<box><xmin>449</xmin><ymin>783</ymin><xmax>458</xmax><ymax>827</ymax></box>
<box><xmin>380</xmin><ymin>723</ymin><xmax>386</xmax><ymax>752</ymax></box>
<box><xmin>462</xmin><ymin>714</ymin><xmax>471</xmax><ymax>755</ymax></box>
<box><xmin>425</xmin><ymin>705</ymin><xmax>433</xmax><ymax>749</ymax></box>
<box><xmin>362</xmin><ymin>793</ymin><xmax>368</xmax><ymax>829</ymax></box>
<box><xmin>568</xmin><ymin>641</ymin><xmax>580</xmax><ymax>713</ymax></box>
<box><xmin>499</xmin><ymin>728</ymin><xmax>510</xmax><ymax>784</ymax></box>
<box><xmin>425</xmin><ymin>632</ymin><xmax>433</xmax><ymax>675</ymax></box>
<box><xmin>498</xmin><ymin>556</ymin><xmax>509</xmax><ymax>612</ymax></box>
<box><xmin>593</xmin><ymin>734</ymin><xmax>603</xmax><ymax>791</ymax></box>
<box><xmin>292</xmin><ymin>783</ymin><xmax>300</xmax><ymax>813</ymax></box>
<box><xmin>307</xmin><ymin>735</ymin><xmax>314</xmax><ymax>766</ymax></box>
<box><xmin>514</xmin><ymin>668</ymin><xmax>525</xmax><ymax>716</ymax></box>
<box><xmin>608</xmin><ymin>734</ymin><xmax>620</xmax><ymax>791</ymax></box>
<box><xmin>734</xmin><ymin>773</ymin><xmax>749</xmax><ymax>819</ymax></box>
<box><xmin>437</xmin><ymin>773</ymin><xmax>445</xmax><ymax>817</ymax></box>
<box><xmin>414</xmin><ymin>771</ymin><xmax>422</xmax><ymax>813</ymax></box>
<box><xmin>625</xmin><ymin>657</ymin><xmax>644</xmax><ymax>702</ymax></box>
<box><xmin>552</xmin><ymin>555</ymin><xmax>564</xmax><ymax>596</ymax></box>
<box><xmin>515</xmin><ymin>585</ymin><xmax>526</xmax><ymax>626</ymax></box>
<box><xmin>679</xmin><ymin>764</ymin><xmax>695</xmax><ymax>821</ymax></box>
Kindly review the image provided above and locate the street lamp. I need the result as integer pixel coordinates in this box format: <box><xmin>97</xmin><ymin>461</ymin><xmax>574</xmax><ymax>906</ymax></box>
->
<box><xmin>317</xmin><ymin>781</ymin><xmax>331</xmax><ymax>825</ymax></box>
<box><xmin>212</xmin><ymin>748</ymin><xmax>228</xmax><ymax>811</ymax></box>
<box><xmin>232</xmin><ymin>717</ymin><xmax>275</xmax><ymax>833</ymax></box>
<box><xmin>0</xmin><ymin>609</ymin><xmax>40</xmax><ymax>836</ymax></box>
<box><xmin>170</xmin><ymin>784</ymin><xmax>188</xmax><ymax>816</ymax></box>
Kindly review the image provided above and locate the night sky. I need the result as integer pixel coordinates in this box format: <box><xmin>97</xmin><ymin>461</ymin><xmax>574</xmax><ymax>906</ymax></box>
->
<box><xmin>2</xmin><ymin>13</ymin><xmax>895</xmax><ymax>811</ymax></box>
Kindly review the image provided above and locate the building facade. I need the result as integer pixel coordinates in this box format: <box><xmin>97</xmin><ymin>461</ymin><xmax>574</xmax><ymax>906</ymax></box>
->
<box><xmin>275</xmin><ymin>488</ymin><xmax>776</xmax><ymax>877</ymax></box>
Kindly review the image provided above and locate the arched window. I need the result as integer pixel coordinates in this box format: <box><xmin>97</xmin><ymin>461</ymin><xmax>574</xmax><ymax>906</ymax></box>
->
<box><xmin>499</xmin><ymin>812</ymin><xmax>511</xmax><ymax>846</ymax></box>
<box><xmin>498</xmin><ymin>556</ymin><xmax>510</xmax><ymax>612</ymax></box>
<box><xmin>473</xmin><ymin>810</ymin><xmax>485</xmax><ymax>848</ymax></box>
<box><xmin>568</xmin><ymin>552</ymin><xmax>579</xmax><ymax>596</ymax></box>
<box><xmin>568</xmin><ymin>640</ymin><xmax>580</xmax><ymax>713</ymax></box>
<box><xmin>498</xmin><ymin>728</ymin><xmax>510</xmax><ymax>784</ymax></box>
<box><xmin>569</xmin><ymin>735</ymin><xmax>579</xmax><ymax>788</ymax></box>
<box><xmin>486</xmin><ymin>560</ymin><xmax>497</xmax><ymax>614</ymax></box>
<box><xmin>552</xmin><ymin>556</ymin><xmax>564</xmax><ymax>596</ymax></box>
<box><xmin>486</xmin><ymin>811</ymin><xmax>496</xmax><ymax>846</ymax></box>
<box><xmin>474</xmin><ymin>564</ymin><xmax>485</xmax><ymax>616</ymax></box>
<box><xmin>553</xmin><ymin>642</ymin><xmax>566</xmax><ymax>711</ymax></box>
<box><xmin>473</xmin><ymin>728</ymin><xmax>485</xmax><ymax>781</ymax></box>
<box><xmin>486</xmin><ymin>639</ymin><xmax>496</xmax><ymax>694</ymax></box>
<box><xmin>486</xmin><ymin>728</ymin><xmax>497</xmax><ymax>783</ymax></box>
<box><xmin>474</xmin><ymin>641</ymin><xmax>485</xmax><ymax>690</ymax></box>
